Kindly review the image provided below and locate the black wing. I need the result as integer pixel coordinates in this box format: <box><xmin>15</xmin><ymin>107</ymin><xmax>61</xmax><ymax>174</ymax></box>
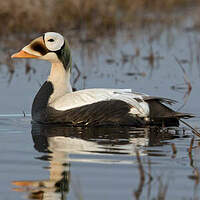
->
<box><xmin>44</xmin><ymin>100</ymin><xmax>145</xmax><ymax>126</ymax></box>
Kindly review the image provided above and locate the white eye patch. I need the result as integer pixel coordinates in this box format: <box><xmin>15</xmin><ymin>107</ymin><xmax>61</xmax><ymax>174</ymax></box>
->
<box><xmin>44</xmin><ymin>32</ymin><xmax>64</xmax><ymax>51</ymax></box>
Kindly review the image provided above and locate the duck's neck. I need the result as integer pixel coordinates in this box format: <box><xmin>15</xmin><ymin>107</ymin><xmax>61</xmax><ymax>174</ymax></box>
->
<box><xmin>48</xmin><ymin>62</ymin><xmax>72</xmax><ymax>104</ymax></box>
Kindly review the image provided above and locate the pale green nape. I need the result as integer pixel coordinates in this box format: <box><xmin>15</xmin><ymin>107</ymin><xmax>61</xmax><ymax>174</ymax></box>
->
<box><xmin>57</xmin><ymin>39</ymin><xmax>72</xmax><ymax>71</ymax></box>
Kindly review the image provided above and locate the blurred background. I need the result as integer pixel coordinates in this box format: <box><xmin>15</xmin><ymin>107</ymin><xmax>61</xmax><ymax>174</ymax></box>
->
<box><xmin>1</xmin><ymin>0</ymin><xmax>200</xmax><ymax>115</ymax></box>
<box><xmin>1</xmin><ymin>1</ymin><xmax>200</xmax><ymax>200</ymax></box>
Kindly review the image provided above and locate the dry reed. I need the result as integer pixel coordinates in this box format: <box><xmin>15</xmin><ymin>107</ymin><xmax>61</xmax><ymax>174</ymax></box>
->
<box><xmin>0</xmin><ymin>0</ymin><xmax>197</xmax><ymax>38</ymax></box>
<box><xmin>134</xmin><ymin>149</ymin><xmax>145</xmax><ymax>200</ymax></box>
<box><xmin>171</xmin><ymin>143</ymin><xmax>177</xmax><ymax>158</ymax></box>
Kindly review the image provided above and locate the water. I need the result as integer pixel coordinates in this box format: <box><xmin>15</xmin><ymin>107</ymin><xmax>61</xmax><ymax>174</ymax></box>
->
<box><xmin>1</xmin><ymin>13</ymin><xmax>200</xmax><ymax>200</ymax></box>
<box><xmin>0</xmin><ymin>115</ymin><xmax>199</xmax><ymax>200</ymax></box>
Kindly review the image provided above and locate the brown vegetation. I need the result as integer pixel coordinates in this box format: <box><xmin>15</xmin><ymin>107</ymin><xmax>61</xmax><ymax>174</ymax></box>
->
<box><xmin>0</xmin><ymin>0</ymin><xmax>198</xmax><ymax>38</ymax></box>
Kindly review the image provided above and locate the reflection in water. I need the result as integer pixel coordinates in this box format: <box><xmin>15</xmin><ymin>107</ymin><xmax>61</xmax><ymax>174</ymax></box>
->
<box><xmin>12</xmin><ymin>123</ymin><xmax>181</xmax><ymax>200</ymax></box>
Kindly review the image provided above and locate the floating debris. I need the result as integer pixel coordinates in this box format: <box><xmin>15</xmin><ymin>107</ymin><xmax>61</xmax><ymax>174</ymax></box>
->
<box><xmin>126</xmin><ymin>72</ymin><xmax>146</xmax><ymax>77</ymax></box>
<box><xmin>106</xmin><ymin>58</ymin><xmax>116</xmax><ymax>64</ymax></box>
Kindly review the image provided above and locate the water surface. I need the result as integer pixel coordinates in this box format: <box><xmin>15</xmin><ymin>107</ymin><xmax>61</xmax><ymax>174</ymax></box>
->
<box><xmin>0</xmin><ymin>115</ymin><xmax>199</xmax><ymax>200</ymax></box>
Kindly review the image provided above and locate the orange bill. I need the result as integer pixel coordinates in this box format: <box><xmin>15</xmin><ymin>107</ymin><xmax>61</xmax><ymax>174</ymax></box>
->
<box><xmin>12</xmin><ymin>180</ymin><xmax>34</xmax><ymax>186</ymax></box>
<box><xmin>11</xmin><ymin>50</ymin><xmax>38</xmax><ymax>58</ymax></box>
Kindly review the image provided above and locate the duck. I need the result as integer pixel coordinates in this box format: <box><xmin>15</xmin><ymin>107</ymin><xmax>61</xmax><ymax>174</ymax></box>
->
<box><xmin>11</xmin><ymin>32</ymin><xmax>193</xmax><ymax>127</ymax></box>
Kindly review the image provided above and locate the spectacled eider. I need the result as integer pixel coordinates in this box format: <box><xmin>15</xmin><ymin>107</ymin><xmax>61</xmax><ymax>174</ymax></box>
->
<box><xmin>11</xmin><ymin>32</ymin><xmax>193</xmax><ymax>127</ymax></box>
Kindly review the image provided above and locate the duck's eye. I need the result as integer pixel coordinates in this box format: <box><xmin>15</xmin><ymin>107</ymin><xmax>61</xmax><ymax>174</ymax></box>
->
<box><xmin>48</xmin><ymin>39</ymin><xmax>54</xmax><ymax>42</ymax></box>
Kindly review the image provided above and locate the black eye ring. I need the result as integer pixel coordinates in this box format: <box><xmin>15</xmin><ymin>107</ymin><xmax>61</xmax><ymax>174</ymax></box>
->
<box><xmin>48</xmin><ymin>39</ymin><xmax>54</xmax><ymax>42</ymax></box>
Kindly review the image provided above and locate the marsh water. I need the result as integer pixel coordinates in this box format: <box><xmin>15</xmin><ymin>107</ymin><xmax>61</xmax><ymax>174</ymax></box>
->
<box><xmin>1</xmin><ymin>14</ymin><xmax>200</xmax><ymax>200</ymax></box>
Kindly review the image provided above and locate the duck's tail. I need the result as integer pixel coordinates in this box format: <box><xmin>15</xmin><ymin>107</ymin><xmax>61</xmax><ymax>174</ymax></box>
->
<box><xmin>144</xmin><ymin>97</ymin><xmax>194</xmax><ymax>127</ymax></box>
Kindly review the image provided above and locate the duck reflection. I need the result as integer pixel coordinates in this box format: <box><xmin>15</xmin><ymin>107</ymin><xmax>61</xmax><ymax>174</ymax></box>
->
<box><xmin>12</xmin><ymin>123</ymin><xmax>179</xmax><ymax>200</ymax></box>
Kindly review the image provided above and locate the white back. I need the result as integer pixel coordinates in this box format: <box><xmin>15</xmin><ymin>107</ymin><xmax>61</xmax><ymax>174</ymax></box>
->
<box><xmin>49</xmin><ymin>88</ymin><xmax>150</xmax><ymax>117</ymax></box>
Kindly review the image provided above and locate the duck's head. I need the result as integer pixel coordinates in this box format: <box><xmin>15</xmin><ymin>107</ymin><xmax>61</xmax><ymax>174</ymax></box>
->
<box><xmin>11</xmin><ymin>32</ymin><xmax>71</xmax><ymax>70</ymax></box>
